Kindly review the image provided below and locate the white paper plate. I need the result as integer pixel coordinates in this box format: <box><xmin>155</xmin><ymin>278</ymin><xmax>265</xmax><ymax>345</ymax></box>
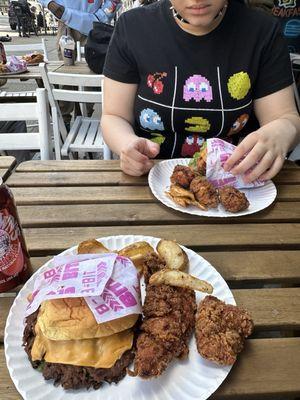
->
<box><xmin>5</xmin><ymin>235</ymin><xmax>235</xmax><ymax>400</ymax></box>
<box><xmin>0</xmin><ymin>68</ymin><xmax>28</xmax><ymax>76</ymax></box>
<box><xmin>149</xmin><ymin>159</ymin><xmax>277</xmax><ymax>217</ymax></box>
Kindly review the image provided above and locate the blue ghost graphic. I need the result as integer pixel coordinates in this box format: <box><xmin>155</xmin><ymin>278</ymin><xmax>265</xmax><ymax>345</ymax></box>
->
<box><xmin>139</xmin><ymin>108</ymin><xmax>165</xmax><ymax>131</ymax></box>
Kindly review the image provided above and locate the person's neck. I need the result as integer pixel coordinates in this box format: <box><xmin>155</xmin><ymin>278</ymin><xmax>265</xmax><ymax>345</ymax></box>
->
<box><xmin>174</xmin><ymin>5</ymin><xmax>228</xmax><ymax>36</ymax></box>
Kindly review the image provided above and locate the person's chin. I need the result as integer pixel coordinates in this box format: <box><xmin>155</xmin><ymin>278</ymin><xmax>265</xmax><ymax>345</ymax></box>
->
<box><xmin>185</xmin><ymin>15</ymin><xmax>215</xmax><ymax>28</ymax></box>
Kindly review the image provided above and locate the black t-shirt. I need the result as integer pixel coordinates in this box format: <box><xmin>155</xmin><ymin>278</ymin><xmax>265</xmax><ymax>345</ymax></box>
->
<box><xmin>104</xmin><ymin>0</ymin><xmax>293</xmax><ymax>158</ymax></box>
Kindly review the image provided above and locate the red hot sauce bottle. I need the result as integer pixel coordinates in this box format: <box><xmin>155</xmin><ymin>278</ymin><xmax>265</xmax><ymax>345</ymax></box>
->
<box><xmin>0</xmin><ymin>179</ymin><xmax>32</xmax><ymax>292</ymax></box>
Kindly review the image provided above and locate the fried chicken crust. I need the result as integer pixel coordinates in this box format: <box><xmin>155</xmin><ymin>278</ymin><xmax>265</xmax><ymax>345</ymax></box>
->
<box><xmin>134</xmin><ymin>282</ymin><xmax>196</xmax><ymax>378</ymax></box>
<box><xmin>170</xmin><ymin>165</ymin><xmax>195</xmax><ymax>189</ymax></box>
<box><xmin>143</xmin><ymin>252</ymin><xmax>166</xmax><ymax>284</ymax></box>
<box><xmin>195</xmin><ymin>296</ymin><xmax>253</xmax><ymax>365</ymax></box>
<box><xmin>190</xmin><ymin>176</ymin><xmax>219</xmax><ymax>208</ymax></box>
<box><xmin>218</xmin><ymin>186</ymin><xmax>249</xmax><ymax>213</ymax></box>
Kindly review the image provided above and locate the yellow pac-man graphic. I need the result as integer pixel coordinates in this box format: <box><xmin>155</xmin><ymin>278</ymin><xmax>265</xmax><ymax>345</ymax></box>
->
<box><xmin>150</xmin><ymin>132</ymin><xmax>166</xmax><ymax>145</ymax></box>
<box><xmin>227</xmin><ymin>72</ymin><xmax>251</xmax><ymax>100</ymax></box>
<box><xmin>185</xmin><ymin>116</ymin><xmax>211</xmax><ymax>133</ymax></box>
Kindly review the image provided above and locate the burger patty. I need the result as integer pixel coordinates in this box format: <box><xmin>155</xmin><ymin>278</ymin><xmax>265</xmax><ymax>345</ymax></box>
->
<box><xmin>23</xmin><ymin>311</ymin><xmax>135</xmax><ymax>390</ymax></box>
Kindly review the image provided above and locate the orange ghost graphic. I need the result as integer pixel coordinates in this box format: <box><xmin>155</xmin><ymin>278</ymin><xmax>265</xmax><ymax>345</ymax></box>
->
<box><xmin>227</xmin><ymin>114</ymin><xmax>249</xmax><ymax>137</ymax></box>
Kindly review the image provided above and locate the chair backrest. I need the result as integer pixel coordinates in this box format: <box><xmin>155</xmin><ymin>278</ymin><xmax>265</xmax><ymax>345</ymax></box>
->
<box><xmin>76</xmin><ymin>41</ymin><xmax>85</xmax><ymax>62</ymax></box>
<box><xmin>0</xmin><ymin>88</ymin><xmax>51</xmax><ymax>160</ymax></box>
<box><xmin>39</xmin><ymin>62</ymin><xmax>103</xmax><ymax>106</ymax></box>
<box><xmin>4</xmin><ymin>38</ymin><xmax>48</xmax><ymax>62</ymax></box>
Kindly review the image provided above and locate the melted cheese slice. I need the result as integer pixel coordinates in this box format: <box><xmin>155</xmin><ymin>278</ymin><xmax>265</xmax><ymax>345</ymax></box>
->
<box><xmin>31</xmin><ymin>321</ymin><xmax>133</xmax><ymax>369</ymax></box>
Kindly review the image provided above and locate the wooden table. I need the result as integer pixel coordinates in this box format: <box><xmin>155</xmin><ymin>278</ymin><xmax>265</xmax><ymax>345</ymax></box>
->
<box><xmin>0</xmin><ymin>61</ymin><xmax>93</xmax><ymax>81</ymax></box>
<box><xmin>0</xmin><ymin>156</ymin><xmax>16</xmax><ymax>181</ymax></box>
<box><xmin>0</xmin><ymin>61</ymin><xmax>63</xmax><ymax>81</ymax></box>
<box><xmin>1</xmin><ymin>159</ymin><xmax>300</xmax><ymax>399</ymax></box>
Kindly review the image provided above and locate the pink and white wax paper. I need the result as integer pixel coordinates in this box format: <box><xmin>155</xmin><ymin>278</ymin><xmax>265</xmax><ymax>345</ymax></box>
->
<box><xmin>206</xmin><ymin>138</ymin><xmax>265</xmax><ymax>189</ymax></box>
<box><xmin>85</xmin><ymin>256</ymin><xmax>142</xmax><ymax>324</ymax></box>
<box><xmin>7</xmin><ymin>55</ymin><xmax>27</xmax><ymax>72</ymax></box>
<box><xmin>25</xmin><ymin>253</ymin><xmax>142</xmax><ymax>324</ymax></box>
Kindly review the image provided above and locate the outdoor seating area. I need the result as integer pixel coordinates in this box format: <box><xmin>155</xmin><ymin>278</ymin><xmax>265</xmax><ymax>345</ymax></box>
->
<box><xmin>0</xmin><ymin>1</ymin><xmax>300</xmax><ymax>400</ymax></box>
<box><xmin>0</xmin><ymin>41</ymin><xmax>108</xmax><ymax>160</ymax></box>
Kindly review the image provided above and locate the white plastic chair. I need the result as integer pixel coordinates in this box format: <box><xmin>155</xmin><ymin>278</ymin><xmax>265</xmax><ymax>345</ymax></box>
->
<box><xmin>4</xmin><ymin>38</ymin><xmax>48</xmax><ymax>62</ymax></box>
<box><xmin>39</xmin><ymin>63</ymin><xmax>111</xmax><ymax>160</ymax></box>
<box><xmin>0</xmin><ymin>88</ymin><xmax>51</xmax><ymax>160</ymax></box>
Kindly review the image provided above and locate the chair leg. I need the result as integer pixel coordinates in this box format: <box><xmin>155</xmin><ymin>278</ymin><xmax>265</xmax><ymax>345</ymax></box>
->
<box><xmin>52</xmin><ymin>106</ymin><xmax>62</xmax><ymax>160</ymax></box>
<box><xmin>36</xmin><ymin>89</ymin><xmax>50</xmax><ymax>160</ymax></box>
<box><xmin>103</xmin><ymin>144</ymin><xmax>112</xmax><ymax>160</ymax></box>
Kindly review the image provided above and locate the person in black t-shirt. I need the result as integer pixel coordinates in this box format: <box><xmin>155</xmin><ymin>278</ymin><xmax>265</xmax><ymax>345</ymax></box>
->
<box><xmin>102</xmin><ymin>0</ymin><xmax>300</xmax><ymax>182</ymax></box>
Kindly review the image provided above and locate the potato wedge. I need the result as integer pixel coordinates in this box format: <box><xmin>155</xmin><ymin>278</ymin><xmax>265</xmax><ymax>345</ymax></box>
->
<box><xmin>156</xmin><ymin>239</ymin><xmax>189</xmax><ymax>271</ymax></box>
<box><xmin>149</xmin><ymin>269</ymin><xmax>213</xmax><ymax>294</ymax></box>
<box><xmin>78</xmin><ymin>239</ymin><xmax>110</xmax><ymax>254</ymax></box>
<box><xmin>118</xmin><ymin>241</ymin><xmax>155</xmax><ymax>272</ymax></box>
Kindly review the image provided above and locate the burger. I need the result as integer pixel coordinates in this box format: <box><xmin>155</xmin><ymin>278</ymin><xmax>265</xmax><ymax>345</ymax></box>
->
<box><xmin>23</xmin><ymin>297</ymin><xmax>139</xmax><ymax>390</ymax></box>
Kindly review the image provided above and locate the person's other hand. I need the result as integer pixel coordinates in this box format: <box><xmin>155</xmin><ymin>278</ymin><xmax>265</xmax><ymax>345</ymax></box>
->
<box><xmin>48</xmin><ymin>1</ymin><xmax>65</xmax><ymax>19</ymax></box>
<box><xmin>223</xmin><ymin>123</ymin><xmax>291</xmax><ymax>183</ymax></box>
<box><xmin>120</xmin><ymin>137</ymin><xmax>160</xmax><ymax>176</ymax></box>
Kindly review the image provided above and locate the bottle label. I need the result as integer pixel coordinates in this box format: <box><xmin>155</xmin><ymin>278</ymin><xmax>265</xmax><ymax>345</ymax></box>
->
<box><xmin>0</xmin><ymin>210</ymin><xmax>24</xmax><ymax>276</ymax></box>
<box><xmin>64</xmin><ymin>48</ymin><xmax>73</xmax><ymax>59</ymax></box>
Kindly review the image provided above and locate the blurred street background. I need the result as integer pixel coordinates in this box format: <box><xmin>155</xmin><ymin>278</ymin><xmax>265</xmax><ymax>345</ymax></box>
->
<box><xmin>0</xmin><ymin>8</ymin><xmax>58</xmax><ymax>94</ymax></box>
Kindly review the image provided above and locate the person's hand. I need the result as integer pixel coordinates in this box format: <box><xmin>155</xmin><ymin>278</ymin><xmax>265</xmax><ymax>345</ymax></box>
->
<box><xmin>120</xmin><ymin>137</ymin><xmax>160</xmax><ymax>176</ymax></box>
<box><xmin>223</xmin><ymin>122</ymin><xmax>292</xmax><ymax>183</ymax></box>
<box><xmin>48</xmin><ymin>1</ymin><xmax>65</xmax><ymax>19</ymax></box>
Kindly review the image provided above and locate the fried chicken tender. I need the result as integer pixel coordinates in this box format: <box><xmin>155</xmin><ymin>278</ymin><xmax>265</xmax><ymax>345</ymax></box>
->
<box><xmin>143</xmin><ymin>252</ymin><xmax>166</xmax><ymax>284</ymax></box>
<box><xmin>195</xmin><ymin>296</ymin><xmax>253</xmax><ymax>365</ymax></box>
<box><xmin>190</xmin><ymin>176</ymin><xmax>219</xmax><ymax>208</ymax></box>
<box><xmin>134</xmin><ymin>272</ymin><xmax>196</xmax><ymax>378</ymax></box>
<box><xmin>218</xmin><ymin>186</ymin><xmax>249</xmax><ymax>213</ymax></box>
<box><xmin>170</xmin><ymin>165</ymin><xmax>195</xmax><ymax>188</ymax></box>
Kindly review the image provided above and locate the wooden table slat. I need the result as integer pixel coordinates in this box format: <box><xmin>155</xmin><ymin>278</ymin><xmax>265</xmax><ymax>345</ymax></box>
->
<box><xmin>7</xmin><ymin>169</ymin><xmax>300</xmax><ymax>187</ymax></box>
<box><xmin>213</xmin><ymin>337</ymin><xmax>300</xmax><ymax>398</ymax></box>
<box><xmin>1</xmin><ymin>288</ymin><xmax>299</xmax><ymax>343</ymax></box>
<box><xmin>41</xmin><ymin>250</ymin><xmax>300</xmax><ymax>283</ymax></box>
<box><xmin>16</xmin><ymin>160</ymin><xmax>122</xmax><ymax>172</ymax></box>
<box><xmin>16</xmin><ymin>202</ymin><xmax>300</xmax><ymax>227</ymax></box>
<box><xmin>7</xmin><ymin>171</ymin><xmax>147</xmax><ymax>187</ymax></box>
<box><xmin>22</xmin><ymin>224</ymin><xmax>300</xmax><ymax>254</ymax></box>
<box><xmin>0</xmin><ymin>169</ymin><xmax>10</xmax><ymax>181</ymax></box>
<box><xmin>10</xmin><ymin>185</ymin><xmax>300</xmax><ymax>205</ymax></box>
<box><xmin>0</xmin><ymin>157</ymin><xmax>16</xmax><ymax>182</ymax></box>
<box><xmin>13</xmin><ymin>251</ymin><xmax>300</xmax><ymax>285</ymax></box>
<box><xmin>12</xmin><ymin>186</ymin><xmax>155</xmax><ymax>205</ymax></box>
<box><xmin>0</xmin><ymin>157</ymin><xmax>16</xmax><ymax>169</ymax></box>
<box><xmin>15</xmin><ymin>159</ymin><xmax>300</xmax><ymax>173</ymax></box>
<box><xmin>0</xmin><ymin>338</ymin><xmax>299</xmax><ymax>399</ymax></box>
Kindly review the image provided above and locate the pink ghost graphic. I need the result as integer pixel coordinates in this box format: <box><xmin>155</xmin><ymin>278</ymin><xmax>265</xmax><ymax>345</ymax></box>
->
<box><xmin>183</xmin><ymin>75</ymin><xmax>213</xmax><ymax>103</ymax></box>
